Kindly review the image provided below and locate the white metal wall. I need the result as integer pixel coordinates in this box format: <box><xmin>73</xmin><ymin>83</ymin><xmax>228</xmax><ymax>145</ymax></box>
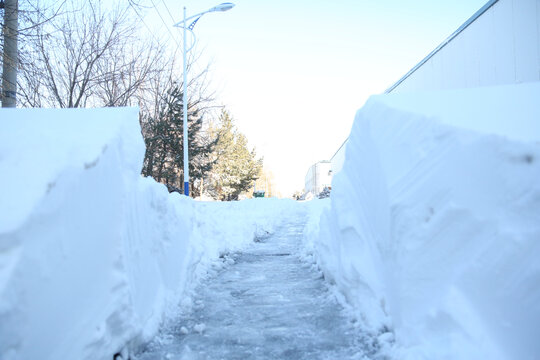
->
<box><xmin>390</xmin><ymin>0</ymin><xmax>540</xmax><ymax>93</ymax></box>
<box><xmin>305</xmin><ymin>165</ymin><xmax>315</xmax><ymax>194</ymax></box>
<box><xmin>304</xmin><ymin>161</ymin><xmax>332</xmax><ymax>195</ymax></box>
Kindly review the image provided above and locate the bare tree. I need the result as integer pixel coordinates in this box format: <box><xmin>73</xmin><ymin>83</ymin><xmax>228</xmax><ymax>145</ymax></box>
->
<box><xmin>17</xmin><ymin>0</ymin><xmax>166</xmax><ymax>108</ymax></box>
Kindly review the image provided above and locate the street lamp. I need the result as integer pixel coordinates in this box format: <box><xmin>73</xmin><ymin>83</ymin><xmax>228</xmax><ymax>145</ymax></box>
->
<box><xmin>174</xmin><ymin>3</ymin><xmax>235</xmax><ymax>197</ymax></box>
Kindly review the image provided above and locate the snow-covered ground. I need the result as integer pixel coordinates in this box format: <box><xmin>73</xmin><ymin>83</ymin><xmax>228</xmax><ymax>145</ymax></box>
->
<box><xmin>303</xmin><ymin>82</ymin><xmax>540</xmax><ymax>360</ymax></box>
<box><xmin>0</xmin><ymin>108</ymin><xmax>300</xmax><ymax>360</ymax></box>
<box><xmin>135</xmin><ymin>215</ymin><xmax>380</xmax><ymax>360</ymax></box>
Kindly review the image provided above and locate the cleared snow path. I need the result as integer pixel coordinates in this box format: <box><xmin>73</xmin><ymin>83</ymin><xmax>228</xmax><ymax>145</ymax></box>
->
<box><xmin>135</xmin><ymin>215</ymin><xmax>378</xmax><ymax>360</ymax></box>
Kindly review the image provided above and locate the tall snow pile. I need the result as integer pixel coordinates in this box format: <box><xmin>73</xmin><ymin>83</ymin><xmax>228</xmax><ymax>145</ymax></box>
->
<box><xmin>0</xmin><ymin>108</ymin><xmax>299</xmax><ymax>360</ymax></box>
<box><xmin>305</xmin><ymin>82</ymin><xmax>540</xmax><ymax>360</ymax></box>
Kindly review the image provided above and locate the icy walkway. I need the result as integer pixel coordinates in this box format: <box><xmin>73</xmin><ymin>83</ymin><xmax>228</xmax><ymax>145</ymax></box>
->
<box><xmin>135</xmin><ymin>216</ymin><xmax>376</xmax><ymax>360</ymax></box>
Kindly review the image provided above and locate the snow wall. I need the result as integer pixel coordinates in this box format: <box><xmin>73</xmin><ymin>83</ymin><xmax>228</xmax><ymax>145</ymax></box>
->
<box><xmin>0</xmin><ymin>108</ymin><xmax>299</xmax><ymax>360</ymax></box>
<box><xmin>304</xmin><ymin>82</ymin><xmax>540</xmax><ymax>360</ymax></box>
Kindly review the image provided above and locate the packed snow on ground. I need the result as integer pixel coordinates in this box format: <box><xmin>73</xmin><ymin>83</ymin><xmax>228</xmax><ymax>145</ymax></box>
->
<box><xmin>0</xmin><ymin>108</ymin><xmax>299</xmax><ymax>360</ymax></box>
<box><xmin>303</xmin><ymin>82</ymin><xmax>540</xmax><ymax>360</ymax></box>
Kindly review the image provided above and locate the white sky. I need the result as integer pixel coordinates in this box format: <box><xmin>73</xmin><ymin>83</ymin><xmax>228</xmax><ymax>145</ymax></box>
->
<box><xmin>144</xmin><ymin>0</ymin><xmax>487</xmax><ymax>197</ymax></box>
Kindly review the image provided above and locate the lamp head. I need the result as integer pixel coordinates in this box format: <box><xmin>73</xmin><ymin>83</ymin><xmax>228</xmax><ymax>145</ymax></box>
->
<box><xmin>210</xmin><ymin>2</ymin><xmax>235</xmax><ymax>12</ymax></box>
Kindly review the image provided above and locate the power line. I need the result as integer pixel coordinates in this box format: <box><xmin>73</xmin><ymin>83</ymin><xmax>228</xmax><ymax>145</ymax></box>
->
<box><xmin>160</xmin><ymin>0</ymin><xmax>177</xmax><ymax>24</ymax></box>
<box><xmin>128</xmin><ymin>1</ymin><xmax>163</xmax><ymax>44</ymax></box>
<box><xmin>128</xmin><ymin>0</ymin><xmax>181</xmax><ymax>50</ymax></box>
<box><xmin>149</xmin><ymin>0</ymin><xmax>181</xmax><ymax>48</ymax></box>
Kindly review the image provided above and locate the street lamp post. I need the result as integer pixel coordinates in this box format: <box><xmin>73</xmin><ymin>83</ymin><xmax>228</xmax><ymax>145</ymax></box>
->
<box><xmin>174</xmin><ymin>2</ymin><xmax>235</xmax><ymax>197</ymax></box>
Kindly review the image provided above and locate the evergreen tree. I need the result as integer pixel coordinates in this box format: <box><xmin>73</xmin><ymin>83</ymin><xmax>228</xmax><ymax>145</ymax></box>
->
<box><xmin>141</xmin><ymin>83</ymin><xmax>218</xmax><ymax>194</ymax></box>
<box><xmin>207</xmin><ymin>110</ymin><xmax>263</xmax><ymax>201</ymax></box>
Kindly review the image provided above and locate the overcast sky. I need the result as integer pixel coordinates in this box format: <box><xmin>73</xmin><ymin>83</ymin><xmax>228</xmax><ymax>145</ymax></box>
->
<box><xmin>145</xmin><ymin>0</ymin><xmax>488</xmax><ymax>196</ymax></box>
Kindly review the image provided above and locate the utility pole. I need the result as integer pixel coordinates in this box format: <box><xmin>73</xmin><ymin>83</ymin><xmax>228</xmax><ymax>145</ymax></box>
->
<box><xmin>2</xmin><ymin>0</ymin><xmax>18</xmax><ymax>108</ymax></box>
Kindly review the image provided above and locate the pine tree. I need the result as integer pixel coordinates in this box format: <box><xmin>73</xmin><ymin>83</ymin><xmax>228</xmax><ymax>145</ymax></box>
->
<box><xmin>141</xmin><ymin>83</ymin><xmax>218</xmax><ymax>194</ymax></box>
<box><xmin>207</xmin><ymin>110</ymin><xmax>263</xmax><ymax>201</ymax></box>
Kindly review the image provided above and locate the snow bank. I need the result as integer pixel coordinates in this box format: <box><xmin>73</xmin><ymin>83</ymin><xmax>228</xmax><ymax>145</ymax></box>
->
<box><xmin>305</xmin><ymin>83</ymin><xmax>540</xmax><ymax>359</ymax></box>
<box><xmin>0</xmin><ymin>108</ymin><xmax>299</xmax><ymax>360</ymax></box>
